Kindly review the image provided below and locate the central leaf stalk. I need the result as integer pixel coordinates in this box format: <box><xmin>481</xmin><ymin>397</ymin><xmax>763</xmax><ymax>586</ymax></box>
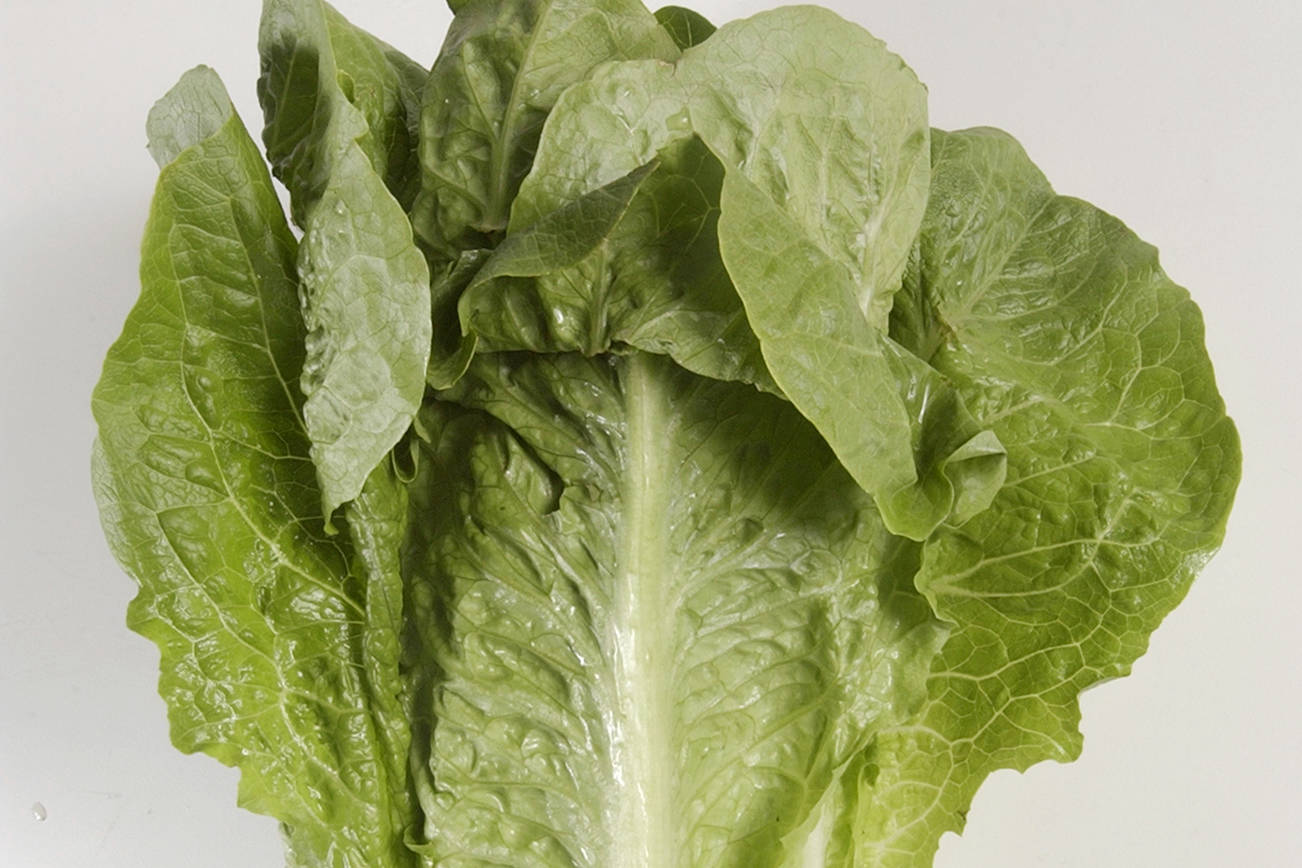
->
<box><xmin>611</xmin><ymin>352</ymin><xmax>676</xmax><ymax>867</ymax></box>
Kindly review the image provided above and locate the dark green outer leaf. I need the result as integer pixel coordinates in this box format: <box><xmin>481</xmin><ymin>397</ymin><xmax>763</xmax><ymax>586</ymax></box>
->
<box><xmin>92</xmin><ymin>66</ymin><xmax>416</xmax><ymax>868</ymax></box>
<box><xmin>259</xmin><ymin>0</ymin><xmax>432</xmax><ymax>522</ymax></box>
<box><xmin>653</xmin><ymin>5</ymin><xmax>715</xmax><ymax>49</ymax></box>
<box><xmin>345</xmin><ymin>460</ymin><xmax>419</xmax><ymax>864</ymax></box>
<box><xmin>854</xmin><ymin>128</ymin><xmax>1241</xmax><ymax>864</ymax></box>
<box><xmin>320</xmin><ymin>2</ymin><xmax>428</xmax><ymax>208</ymax></box>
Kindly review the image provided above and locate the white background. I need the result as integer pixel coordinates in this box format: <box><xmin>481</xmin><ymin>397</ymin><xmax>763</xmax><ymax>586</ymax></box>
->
<box><xmin>1</xmin><ymin>0</ymin><xmax>1298</xmax><ymax>865</ymax></box>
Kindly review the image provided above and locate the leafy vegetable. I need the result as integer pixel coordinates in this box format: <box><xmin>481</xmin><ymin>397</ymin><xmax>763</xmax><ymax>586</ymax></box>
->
<box><xmin>259</xmin><ymin>0</ymin><xmax>432</xmax><ymax>522</ymax></box>
<box><xmin>92</xmin><ymin>2</ymin><xmax>1238</xmax><ymax>866</ymax></box>
<box><xmin>92</xmin><ymin>65</ymin><xmax>416</xmax><ymax>865</ymax></box>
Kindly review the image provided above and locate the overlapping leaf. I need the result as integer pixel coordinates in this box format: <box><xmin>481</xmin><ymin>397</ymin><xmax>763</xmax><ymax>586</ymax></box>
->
<box><xmin>91</xmin><ymin>66</ymin><xmax>416</xmax><ymax>867</ymax></box>
<box><xmin>411</xmin><ymin>0</ymin><xmax>678</xmax><ymax>258</ymax></box>
<box><xmin>404</xmin><ymin>353</ymin><xmax>946</xmax><ymax>866</ymax></box>
<box><xmin>463</xmin><ymin>136</ymin><xmax>779</xmax><ymax>391</ymax></box>
<box><xmin>653</xmin><ymin>5</ymin><xmax>715</xmax><ymax>48</ymax></box>
<box><xmin>259</xmin><ymin>0</ymin><xmax>431</xmax><ymax>522</ymax></box>
<box><xmin>509</xmin><ymin>8</ymin><xmax>1003</xmax><ymax>537</ymax></box>
<box><xmin>428</xmin><ymin>163</ymin><xmax>658</xmax><ymax>387</ymax></box>
<box><xmin>93</xmin><ymin>4</ymin><xmax>1238</xmax><ymax>868</ymax></box>
<box><xmin>851</xmin><ymin>128</ymin><xmax>1239</xmax><ymax>864</ymax></box>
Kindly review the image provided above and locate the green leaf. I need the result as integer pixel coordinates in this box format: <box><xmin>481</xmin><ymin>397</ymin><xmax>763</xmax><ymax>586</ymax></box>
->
<box><xmin>510</xmin><ymin>118</ymin><xmax>776</xmax><ymax>390</ymax></box>
<box><xmin>853</xmin><ymin>128</ymin><xmax>1241</xmax><ymax>864</ymax></box>
<box><xmin>260</xmin><ymin>0</ymin><xmax>428</xmax><ymax>211</ymax></box>
<box><xmin>91</xmin><ymin>66</ymin><xmax>415</xmax><ymax>868</ymax></box>
<box><xmin>444</xmin><ymin>163</ymin><xmax>657</xmax><ymax>381</ymax></box>
<box><xmin>402</xmin><ymin>351</ymin><xmax>946</xmax><ymax>866</ymax></box>
<box><xmin>144</xmin><ymin>65</ymin><xmax>232</xmax><ymax>167</ymax></box>
<box><xmin>470</xmin><ymin>163</ymin><xmax>657</xmax><ymax>287</ymax></box>
<box><xmin>520</xmin><ymin>6</ymin><xmax>930</xmax><ymax>325</ymax></box>
<box><xmin>680</xmin><ymin>7</ymin><xmax>931</xmax><ymax>328</ymax></box>
<box><xmin>346</xmin><ymin>459</ymin><xmax>418</xmax><ymax>862</ymax></box>
<box><xmin>654</xmin><ymin>5</ymin><xmax>715</xmax><ymax>49</ymax></box>
<box><xmin>411</xmin><ymin>0</ymin><xmax>679</xmax><ymax>257</ymax></box>
<box><xmin>605</xmin><ymin>137</ymin><xmax>777</xmax><ymax>391</ymax></box>
<box><xmin>426</xmin><ymin>248</ymin><xmax>491</xmax><ymax>391</ymax></box>
<box><xmin>323</xmin><ymin>3</ymin><xmax>429</xmax><ymax>209</ymax></box>
<box><xmin>424</xmin><ymin>162</ymin><xmax>659</xmax><ymax>388</ymax></box>
<box><xmin>514</xmin><ymin>7</ymin><xmax>1001</xmax><ymax>536</ymax></box>
<box><xmin>259</xmin><ymin>0</ymin><xmax>432</xmax><ymax>522</ymax></box>
<box><xmin>421</xmin><ymin>163</ymin><xmax>666</xmax><ymax>389</ymax></box>
<box><xmin>97</xmin><ymin>9</ymin><xmax>1240</xmax><ymax>868</ymax></box>
<box><xmin>718</xmin><ymin>171</ymin><xmax>1006</xmax><ymax>540</ymax></box>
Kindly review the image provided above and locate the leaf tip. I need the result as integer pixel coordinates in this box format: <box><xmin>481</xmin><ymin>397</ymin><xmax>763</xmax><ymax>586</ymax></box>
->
<box><xmin>146</xmin><ymin>65</ymin><xmax>234</xmax><ymax>168</ymax></box>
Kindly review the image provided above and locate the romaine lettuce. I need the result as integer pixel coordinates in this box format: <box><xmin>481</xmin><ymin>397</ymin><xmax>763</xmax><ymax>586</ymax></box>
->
<box><xmin>91</xmin><ymin>1</ymin><xmax>1239</xmax><ymax>865</ymax></box>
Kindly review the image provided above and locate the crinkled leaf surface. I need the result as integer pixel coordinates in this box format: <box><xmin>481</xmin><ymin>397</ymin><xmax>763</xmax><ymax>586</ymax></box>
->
<box><xmin>91</xmin><ymin>66</ymin><xmax>415</xmax><ymax>868</ymax></box>
<box><xmin>517</xmin><ymin>6</ymin><xmax>929</xmax><ymax>324</ymax></box>
<box><xmin>259</xmin><ymin>0</ymin><xmax>432</xmax><ymax>521</ymax></box>
<box><xmin>479</xmin><ymin>131</ymin><xmax>776</xmax><ymax>391</ymax></box>
<box><xmin>718</xmin><ymin>171</ymin><xmax>1006</xmax><ymax>541</ymax></box>
<box><xmin>431</xmin><ymin>163</ymin><xmax>658</xmax><ymax>386</ymax></box>
<box><xmin>403</xmin><ymin>351</ymin><xmax>945</xmax><ymax>867</ymax></box>
<box><xmin>260</xmin><ymin>0</ymin><xmax>427</xmax><ymax>212</ymax></box>
<box><xmin>469</xmin><ymin>164</ymin><xmax>657</xmax><ymax>289</ymax></box>
<box><xmin>473</xmin><ymin>131</ymin><xmax>778</xmax><ymax>392</ymax></box>
<box><xmin>411</xmin><ymin>0</ymin><xmax>678</xmax><ymax>257</ymax></box>
<box><xmin>679</xmin><ymin>7</ymin><xmax>931</xmax><ymax>326</ymax></box>
<box><xmin>317</xmin><ymin>2</ymin><xmax>428</xmax><ymax>209</ymax></box>
<box><xmin>94</xmin><ymin>5</ymin><xmax>1239</xmax><ymax>868</ymax></box>
<box><xmin>512</xmin><ymin>8</ymin><xmax>1002</xmax><ymax>537</ymax></box>
<box><xmin>851</xmin><ymin>128</ymin><xmax>1240</xmax><ymax>864</ymax></box>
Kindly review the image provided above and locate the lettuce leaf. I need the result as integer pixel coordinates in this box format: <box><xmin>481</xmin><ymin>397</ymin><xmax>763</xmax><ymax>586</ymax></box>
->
<box><xmin>411</xmin><ymin>0</ymin><xmax>678</xmax><ymax>258</ymax></box>
<box><xmin>258</xmin><ymin>0</ymin><xmax>432</xmax><ymax>523</ymax></box>
<box><xmin>92</xmin><ymin>4</ymin><xmax>1238</xmax><ymax>867</ymax></box>
<box><xmin>853</xmin><ymin>128</ymin><xmax>1240</xmax><ymax>864</ymax></box>
<box><xmin>404</xmin><ymin>352</ymin><xmax>946</xmax><ymax>865</ymax></box>
<box><xmin>92</xmin><ymin>66</ymin><xmax>417</xmax><ymax>866</ymax></box>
